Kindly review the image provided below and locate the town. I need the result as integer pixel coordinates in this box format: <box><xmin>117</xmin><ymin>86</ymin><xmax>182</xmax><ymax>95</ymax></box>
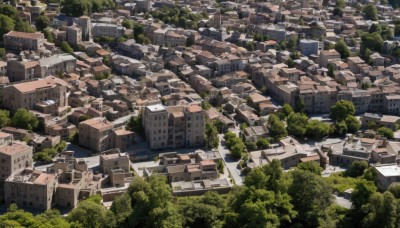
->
<box><xmin>0</xmin><ymin>0</ymin><xmax>399</xmax><ymax>227</ymax></box>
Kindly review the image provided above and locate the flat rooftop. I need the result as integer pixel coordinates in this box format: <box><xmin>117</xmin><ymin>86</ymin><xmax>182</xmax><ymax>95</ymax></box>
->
<box><xmin>375</xmin><ymin>165</ymin><xmax>400</xmax><ymax>177</ymax></box>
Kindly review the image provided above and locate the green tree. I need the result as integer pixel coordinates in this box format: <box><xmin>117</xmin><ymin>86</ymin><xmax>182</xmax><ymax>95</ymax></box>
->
<box><xmin>287</xmin><ymin>112</ymin><xmax>308</xmax><ymax>138</ymax></box>
<box><xmin>126</xmin><ymin>114</ymin><xmax>144</xmax><ymax>136</ymax></box>
<box><xmin>110</xmin><ymin>193</ymin><xmax>132</xmax><ymax>226</ymax></box>
<box><xmin>279</xmin><ymin>103</ymin><xmax>294</xmax><ymax>120</ymax></box>
<box><xmin>68</xmin><ymin>195</ymin><xmax>116</xmax><ymax>228</ymax></box>
<box><xmin>61</xmin><ymin>0</ymin><xmax>90</xmax><ymax>17</ymax></box>
<box><xmin>333</xmin><ymin>7</ymin><xmax>343</xmax><ymax>17</ymax></box>
<box><xmin>122</xmin><ymin>19</ymin><xmax>132</xmax><ymax>29</ymax></box>
<box><xmin>60</xmin><ymin>41</ymin><xmax>73</xmax><ymax>53</ymax></box>
<box><xmin>336</xmin><ymin>0</ymin><xmax>346</xmax><ymax>8</ymax></box>
<box><xmin>369</xmin><ymin>23</ymin><xmax>381</xmax><ymax>34</ymax></box>
<box><xmin>361</xmin><ymin>192</ymin><xmax>397</xmax><ymax>228</ymax></box>
<box><xmin>377</xmin><ymin>127</ymin><xmax>394</xmax><ymax>138</ymax></box>
<box><xmin>297</xmin><ymin>161</ymin><xmax>323</xmax><ymax>175</ymax></box>
<box><xmin>201</xmin><ymin>100</ymin><xmax>211</xmax><ymax>110</ymax></box>
<box><xmin>43</xmin><ymin>28</ymin><xmax>53</xmax><ymax>43</ymax></box>
<box><xmin>334</xmin><ymin>121</ymin><xmax>348</xmax><ymax>136</ymax></box>
<box><xmin>388</xmin><ymin>183</ymin><xmax>400</xmax><ymax>199</ymax></box>
<box><xmin>256</xmin><ymin>138</ymin><xmax>269</xmax><ymax>149</ymax></box>
<box><xmin>345</xmin><ymin>115</ymin><xmax>361</xmax><ymax>133</ymax></box>
<box><xmin>294</xmin><ymin>96</ymin><xmax>305</xmax><ymax>113</ymax></box>
<box><xmin>245</xmin><ymin>141</ymin><xmax>257</xmax><ymax>151</ymax></box>
<box><xmin>35</xmin><ymin>15</ymin><xmax>50</xmax><ymax>31</ymax></box>
<box><xmin>330</xmin><ymin>100</ymin><xmax>356</xmax><ymax>121</ymax></box>
<box><xmin>224</xmin><ymin>132</ymin><xmax>236</xmax><ymax>141</ymax></box>
<box><xmin>335</xmin><ymin>39</ymin><xmax>350</xmax><ymax>59</ymax></box>
<box><xmin>230</xmin><ymin>142</ymin><xmax>245</xmax><ymax>158</ymax></box>
<box><xmin>11</xmin><ymin>108</ymin><xmax>39</xmax><ymax>130</ymax></box>
<box><xmin>0</xmin><ymin>15</ymin><xmax>15</xmax><ymax>40</ymax></box>
<box><xmin>351</xmin><ymin>179</ymin><xmax>377</xmax><ymax>211</ymax></box>
<box><xmin>289</xmin><ymin>170</ymin><xmax>333</xmax><ymax>227</ymax></box>
<box><xmin>0</xmin><ymin>110</ymin><xmax>10</xmax><ymax>128</ymax></box>
<box><xmin>14</xmin><ymin>17</ymin><xmax>35</xmax><ymax>33</ymax></box>
<box><xmin>363</xmin><ymin>4</ymin><xmax>378</xmax><ymax>21</ymax></box>
<box><xmin>205</xmin><ymin>122</ymin><xmax>219</xmax><ymax>149</ymax></box>
<box><xmin>345</xmin><ymin>160</ymin><xmax>368</xmax><ymax>177</ymax></box>
<box><xmin>0</xmin><ymin>4</ymin><xmax>18</xmax><ymax>18</ymax></box>
<box><xmin>268</xmin><ymin>114</ymin><xmax>288</xmax><ymax>140</ymax></box>
<box><xmin>306</xmin><ymin>120</ymin><xmax>330</xmax><ymax>140</ymax></box>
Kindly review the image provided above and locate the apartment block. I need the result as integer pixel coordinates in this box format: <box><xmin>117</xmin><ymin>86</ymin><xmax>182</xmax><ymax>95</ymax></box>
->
<box><xmin>4</xmin><ymin>31</ymin><xmax>45</xmax><ymax>51</ymax></box>
<box><xmin>0</xmin><ymin>134</ymin><xmax>33</xmax><ymax>181</ymax></box>
<box><xmin>92</xmin><ymin>23</ymin><xmax>125</xmax><ymax>38</ymax></box>
<box><xmin>319</xmin><ymin>49</ymin><xmax>341</xmax><ymax>67</ymax></box>
<box><xmin>100</xmin><ymin>149</ymin><xmax>130</xmax><ymax>175</ymax></box>
<box><xmin>2</xmin><ymin>77</ymin><xmax>68</xmax><ymax>112</ymax></box>
<box><xmin>78</xmin><ymin>118</ymin><xmax>114</xmax><ymax>153</ymax></box>
<box><xmin>143</xmin><ymin>104</ymin><xmax>205</xmax><ymax>150</ymax></box>
<box><xmin>5</xmin><ymin>169</ymin><xmax>57</xmax><ymax>210</ymax></box>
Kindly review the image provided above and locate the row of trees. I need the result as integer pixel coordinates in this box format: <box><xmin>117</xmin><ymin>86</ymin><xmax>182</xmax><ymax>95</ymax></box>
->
<box><xmin>61</xmin><ymin>0</ymin><xmax>116</xmax><ymax>17</ymax></box>
<box><xmin>267</xmin><ymin>100</ymin><xmax>361</xmax><ymax>141</ymax></box>
<box><xmin>151</xmin><ymin>6</ymin><xmax>208</xmax><ymax>30</ymax></box>
<box><xmin>0</xmin><ymin>108</ymin><xmax>40</xmax><ymax>131</ymax></box>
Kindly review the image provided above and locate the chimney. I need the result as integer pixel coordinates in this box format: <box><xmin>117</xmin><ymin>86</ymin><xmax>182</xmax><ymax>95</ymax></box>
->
<box><xmin>382</xmin><ymin>137</ymin><xmax>387</xmax><ymax>147</ymax></box>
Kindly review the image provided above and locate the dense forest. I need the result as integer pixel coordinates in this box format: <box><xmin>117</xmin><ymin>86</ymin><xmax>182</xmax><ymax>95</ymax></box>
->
<box><xmin>2</xmin><ymin>160</ymin><xmax>400</xmax><ymax>228</ymax></box>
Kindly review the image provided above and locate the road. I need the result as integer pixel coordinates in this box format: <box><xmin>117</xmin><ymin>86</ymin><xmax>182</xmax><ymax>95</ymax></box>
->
<box><xmin>217</xmin><ymin>129</ymin><xmax>244</xmax><ymax>186</ymax></box>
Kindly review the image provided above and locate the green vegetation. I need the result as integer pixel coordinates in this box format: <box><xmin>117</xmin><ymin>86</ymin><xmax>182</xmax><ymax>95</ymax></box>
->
<box><xmin>205</xmin><ymin>122</ymin><xmax>219</xmax><ymax>149</ymax></box>
<box><xmin>330</xmin><ymin>100</ymin><xmax>356</xmax><ymax>122</ymax></box>
<box><xmin>335</xmin><ymin>39</ymin><xmax>350</xmax><ymax>59</ymax></box>
<box><xmin>11</xmin><ymin>108</ymin><xmax>39</xmax><ymax>131</ymax></box>
<box><xmin>151</xmin><ymin>6</ymin><xmax>208</xmax><ymax>30</ymax></box>
<box><xmin>60</xmin><ymin>41</ymin><xmax>74</xmax><ymax>54</ymax></box>
<box><xmin>287</xmin><ymin>112</ymin><xmax>308</xmax><ymax>138</ymax></box>
<box><xmin>377</xmin><ymin>127</ymin><xmax>394</xmax><ymax>139</ymax></box>
<box><xmin>35</xmin><ymin>15</ymin><xmax>50</xmax><ymax>31</ymax></box>
<box><xmin>256</xmin><ymin>138</ymin><xmax>269</xmax><ymax>149</ymax></box>
<box><xmin>363</xmin><ymin>4</ymin><xmax>378</xmax><ymax>21</ymax></box>
<box><xmin>61</xmin><ymin>0</ymin><xmax>116</xmax><ymax>17</ymax></box>
<box><xmin>126</xmin><ymin>114</ymin><xmax>144</xmax><ymax>136</ymax></box>
<box><xmin>268</xmin><ymin>114</ymin><xmax>288</xmax><ymax>140</ymax></box>
<box><xmin>34</xmin><ymin>141</ymin><xmax>67</xmax><ymax>163</ymax></box>
<box><xmin>224</xmin><ymin>132</ymin><xmax>245</xmax><ymax>158</ymax></box>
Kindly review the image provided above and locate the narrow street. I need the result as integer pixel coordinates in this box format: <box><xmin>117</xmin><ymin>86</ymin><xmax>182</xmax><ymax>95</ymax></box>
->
<box><xmin>217</xmin><ymin>128</ymin><xmax>244</xmax><ymax>186</ymax></box>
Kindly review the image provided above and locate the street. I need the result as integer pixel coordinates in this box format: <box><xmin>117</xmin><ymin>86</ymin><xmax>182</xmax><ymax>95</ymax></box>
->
<box><xmin>217</xmin><ymin>127</ymin><xmax>244</xmax><ymax>186</ymax></box>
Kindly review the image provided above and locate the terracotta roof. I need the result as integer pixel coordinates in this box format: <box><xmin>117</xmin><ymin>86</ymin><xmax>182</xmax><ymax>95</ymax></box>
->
<box><xmin>186</xmin><ymin>104</ymin><xmax>202</xmax><ymax>113</ymax></box>
<box><xmin>0</xmin><ymin>143</ymin><xmax>30</xmax><ymax>156</ymax></box>
<box><xmin>6</xmin><ymin>31</ymin><xmax>43</xmax><ymax>39</ymax></box>
<box><xmin>33</xmin><ymin>173</ymin><xmax>56</xmax><ymax>185</ymax></box>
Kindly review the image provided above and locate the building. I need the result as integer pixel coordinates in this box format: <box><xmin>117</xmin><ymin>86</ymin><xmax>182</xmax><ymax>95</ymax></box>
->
<box><xmin>319</xmin><ymin>49</ymin><xmax>341</xmax><ymax>67</ymax></box>
<box><xmin>78</xmin><ymin>118</ymin><xmax>114</xmax><ymax>153</ymax></box>
<box><xmin>92</xmin><ymin>23</ymin><xmax>125</xmax><ymax>38</ymax></box>
<box><xmin>77</xmin><ymin>16</ymin><xmax>91</xmax><ymax>41</ymax></box>
<box><xmin>2</xmin><ymin>77</ymin><xmax>68</xmax><ymax>112</ymax></box>
<box><xmin>66</xmin><ymin>25</ymin><xmax>82</xmax><ymax>46</ymax></box>
<box><xmin>143</xmin><ymin>104</ymin><xmax>205</xmax><ymax>150</ymax></box>
<box><xmin>4</xmin><ymin>169</ymin><xmax>57</xmax><ymax>210</ymax></box>
<box><xmin>38</xmin><ymin>54</ymin><xmax>77</xmax><ymax>77</ymax></box>
<box><xmin>7</xmin><ymin>60</ymin><xmax>40</xmax><ymax>82</ymax></box>
<box><xmin>0</xmin><ymin>134</ymin><xmax>33</xmax><ymax>181</ymax></box>
<box><xmin>4</xmin><ymin>31</ymin><xmax>45</xmax><ymax>51</ymax></box>
<box><xmin>299</xmin><ymin>39</ymin><xmax>319</xmax><ymax>56</ymax></box>
<box><xmin>375</xmin><ymin>164</ymin><xmax>400</xmax><ymax>190</ymax></box>
<box><xmin>100</xmin><ymin>149</ymin><xmax>130</xmax><ymax>175</ymax></box>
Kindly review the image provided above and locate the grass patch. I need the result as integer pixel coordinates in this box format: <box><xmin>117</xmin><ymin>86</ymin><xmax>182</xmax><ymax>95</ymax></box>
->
<box><xmin>324</xmin><ymin>172</ymin><xmax>362</xmax><ymax>195</ymax></box>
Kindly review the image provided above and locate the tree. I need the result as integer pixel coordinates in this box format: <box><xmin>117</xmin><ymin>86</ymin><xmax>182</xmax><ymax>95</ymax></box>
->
<box><xmin>361</xmin><ymin>33</ymin><xmax>383</xmax><ymax>55</ymax></box>
<box><xmin>363</xmin><ymin>4</ymin><xmax>378</xmax><ymax>21</ymax></box>
<box><xmin>361</xmin><ymin>192</ymin><xmax>397</xmax><ymax>228</ymax></box>
<box><xmin>0</xmin><ymin>4</ymin><xmax>18</xmax><ymax>18</ymax></box>
<box><xmin>67</xmin><ymin>195</ymin><xmax>116</xmax><ymax>228</ymax></box>
<box><xmin>61</xmin><ymin>0</ymin><xmax>90</xmax><ymax>17</ymax></box>
<box><xmin>256</xmin><ymin>138</ymin><xmax>269</xmax><ymax>149</ymax></box>
<box><xmin>369</xmin><ymin>23</ymin><xmax>381</xmax><ymax>34</ymax></box>
<box><xmin>201</xmin><ymin>100</ymin><xmax>211</xmax><ymax>110</ymax></box>
<box><xmin>334</xmin><ymin>121</ymin><xmax>348</xmax><ymax>136</ymax></box>
<box><xmin>0</xmin><ymin>110</ymin><xmax>10</xmax><ymax>128</ymax></box>
<box><xmin>268</xmin><ymin>114</ymin><xmax>288</xmax><ymax>140</ymax></box>
<box><xmin>345</xmin><ymin>161</ymin><xmax>368</xmax><ymax>177</ymax></box>
<box><xmin>0</xmin><ymin>15</ymin><xmax>14</xmax><ymax>40</ymax></box>
<box><xmin>43</xmin><ymin>28</ymin><xmax>53</xmax><ymax>43</ymax></box>
<box><xmin>345</xmin><ymin>115</ymin><xmax>361</xmax><ymax>133</ymax></box>
<box><xmin>122</xmin><ymin>19</ymin><xmax>132</xmax><ymax>29</ymax></box>
<box><xmin>126</xmin><ymin>114</ymin><xmax>144</xmax><ymax>136</ymax></box>
<box><xmin>244</xmin><ymin>167</ymin><xmax>269</xmax><ymax>189</ymax></box>
<box><xmin>351</xmin><ymin>179</ymin><xmax>377</xmax><ymax>210</ymax></box>
<box><xmin>287</xmin><ymin>112</ymin><xmax>308</xmax><ymax>138</ymax></box>
<box><xmin>230</xmin><ymin>142</ymin><xmax>244</xmax><ymax>158</ymax></box>
<box><xmin>388</xmin><ymin>183</ymin><xmax>400</xmax><ymax>199</ymax></box>
<box><xmin>294</xmin><ymin>96</ymin><xmax>305</xmax><ymax>113</ymax></box>
<box><xmin>245</xmin><ymin>141</ymin><xmax>257</xmax><ymax>151</ymax></box>
<box><xmin>297</xmin><ymin>161</ymin><xmax>323</xmax><ymax>175</ymax></box>
<box><xmin>279</xmin><ymin>103</ymin><xmax>294</xmax><ymax>120</ymax></box>
<box><xmin>11</xmin><ymin>108</ymin><xmax>39</xmax><ymax>131</ymax></box>
<box><xmin>333</xmin><ymin>7</ymin><xmax>343</xmax><ymax>17</ymax></box>
<box><xmin>110</xmin><ymin>193</ymin><xmax>132</xmax><ymax>226</ymax></box>
<box><xmin>14</xmin><ymin>17</ymin><xmax>35</xmax><ymax>33</ymax></box>
<box><xmin>335</xmin><ymin>39</ymin><xmax>350</xmax><ymax>59</ymax></box>
<box><xmin>35</xmin><ymin>15</ymin><xmax>50</xmax><ymax>31</ymax></box>
<box><xmin>330</xmin><ymin>100</ymin><xmax>355</xmax><ymax>121</ymax></box>
<box><xmin>224</xmin><ymin>132</ymin><xmax>236</xmax><ymax>141</ymax></box>
<box><xmin>205</xmin><ymin>122</ymin><xmax>219</xmax><ymax>149</ymax></box>
<box><xmin>336</xmin><ymin>0</ymin><xmax>346</xmax><ymax>8</ymax></box>
<box><xmin>289</xmin><ymin>169</ymin><xmax>333</xmax><ymax>227</ymax></box>
<box><xmin>306</xmin><ymin>120</ymin><xmax>330</xmax><ymax>140</ymax></box>
<box><xmin>60</xmin><ymin>41</ymin><xmax>73</xmax><ymax>53</ymax></box>
<box><xmin>377</xmin><ymin>127</ymin><xmax>394</xmax><ymax>139</ymax></box>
